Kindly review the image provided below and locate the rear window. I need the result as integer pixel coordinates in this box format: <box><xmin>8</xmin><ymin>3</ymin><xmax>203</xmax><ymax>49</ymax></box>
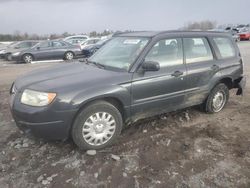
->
<box><xmin>213</xmin><ymin>37</ymin><xmax>236</xmax><ymax>59</ymax></box>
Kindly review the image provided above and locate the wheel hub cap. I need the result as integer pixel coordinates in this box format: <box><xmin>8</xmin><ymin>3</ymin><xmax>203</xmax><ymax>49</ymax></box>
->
<box><xmin>82</xmin><ymin>112</ymin><xmax>116</xmax><ymax>146</ymax></box>
<box><xmin>94</xmin><ymin>123</ymin><xmax>105</xmax><ymax>133</ymax></box>
<box><xmin>212</xmin><ymin>91</ymin><xmax>225</xmax><ymax>112</ymax></box>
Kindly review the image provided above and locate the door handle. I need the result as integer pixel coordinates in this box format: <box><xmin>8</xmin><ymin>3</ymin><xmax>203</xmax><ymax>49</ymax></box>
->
<box><xmin>171</xmin><ymin>71</ymin><xmax>183</xmax><ymax>77</ymax></box>
<box><xmin>211</xmin><ymin>64</ymin><xmax>220</xmax><ymax>71</ymax></box>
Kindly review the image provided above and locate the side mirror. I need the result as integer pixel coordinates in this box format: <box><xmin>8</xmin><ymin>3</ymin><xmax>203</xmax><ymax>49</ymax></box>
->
<box><xmin>36</xmin><ymin>46</ymin><xmax>40</xmax><ymax>50</ymax></box>
<box><xmin>142</xmin><ymin>61</ymin><xmax>160</xmax><ymax>72</ymax></box>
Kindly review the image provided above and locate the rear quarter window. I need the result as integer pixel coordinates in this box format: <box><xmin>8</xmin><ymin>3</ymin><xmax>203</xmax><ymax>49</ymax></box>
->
<box><xmin>213</xmin><ymin>37</ymin><xmax>236</xmax><ymax>59</ymax></box>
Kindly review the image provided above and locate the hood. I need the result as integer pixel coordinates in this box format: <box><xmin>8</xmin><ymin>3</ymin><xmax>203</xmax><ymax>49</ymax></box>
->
<box><xmin>14</xmin><ymin>62</ymin><xmax>131</xmax><ymax>92</ymax></box>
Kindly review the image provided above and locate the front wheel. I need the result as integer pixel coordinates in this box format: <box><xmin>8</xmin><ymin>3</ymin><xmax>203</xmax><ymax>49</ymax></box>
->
<box><xmin>72</xmin><ymin>101</ymin><xmax>123</xmax><ymax>150</ymax></box>
<box><xmin>22</xmin><ymin>54</ymin><xmax>33</xmax><ymax>64</ymax></box>
<box><xmin>204</xmin><ymin>83</ymin><xmax>229</xmax><ymax>113</ymax></box>
<box><xmin>64</xmin><ymin>51</ymin><xmax>74</xmax><ymax>60</ymax></box>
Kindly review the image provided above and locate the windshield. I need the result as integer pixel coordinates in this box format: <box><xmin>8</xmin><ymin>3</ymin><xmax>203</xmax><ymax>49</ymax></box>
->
<box><xmin>89</xmin><ymin>37</ymin><xmax>149</xmax><ymax>71</ymax></box>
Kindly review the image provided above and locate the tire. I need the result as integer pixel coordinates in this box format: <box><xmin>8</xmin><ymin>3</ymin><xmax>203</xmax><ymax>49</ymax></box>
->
<box><xmin>22</xmin><ymin>54</ymin><xmax>33</xmax><ymax>64</ymax></box>
<box><xmin>204</xmin><ymin>83</ymin><xmax>229</xmax><ymax>113</ymax></box>
<box><xmin>72</xmin><ymin>101</ymin><xmax>123</xmax><ymax>150</ymax></box>
<box><xmin>64</xmin><ymin>51</ymin><xmax>74</xmax><ymax>60</ymax></box>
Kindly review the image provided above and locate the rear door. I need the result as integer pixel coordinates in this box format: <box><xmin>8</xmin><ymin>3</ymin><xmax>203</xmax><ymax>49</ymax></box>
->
<box><xmin>131</xmin><ymin>38</ymin><xmax>188</xmax><ymax>118</ymax></box>
<box><xmin>51</xmin><ymin>41</ymin><xmax>67</xmax><ymax>59</ymax></box>
<box><xmin>183</xmin><ymin>37</ymin><xmax>217</xmax><ymax>105</ymax></box>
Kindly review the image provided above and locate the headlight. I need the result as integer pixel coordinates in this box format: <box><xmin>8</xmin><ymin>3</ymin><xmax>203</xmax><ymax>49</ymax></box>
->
<box><xmin>21</xmin><ymin>89</ymin><xmax>56</xmax><ymax>107</ymax></box>
<box><xmin>12</xmin><ymin>52</ymin><xmax>20</xmax><ymax>56</ymax></box>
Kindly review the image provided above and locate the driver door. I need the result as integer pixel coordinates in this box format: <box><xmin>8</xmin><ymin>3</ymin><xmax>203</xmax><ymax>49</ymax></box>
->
<box><xmin>34</xmin><ymin>41</ymin><xmax>54</xmax><ymax>60</ymax></box>
<box><xmin>131</xmin><ymin>38</ymin><xmax>188</xmax><ymax>119</ymax></box>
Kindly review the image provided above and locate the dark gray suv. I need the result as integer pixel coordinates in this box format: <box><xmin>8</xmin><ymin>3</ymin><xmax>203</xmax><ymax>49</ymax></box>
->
<box><xmin>10</xmin><ymin>31</ymin><xmax>245</xmax><ymax>150</ymax></box>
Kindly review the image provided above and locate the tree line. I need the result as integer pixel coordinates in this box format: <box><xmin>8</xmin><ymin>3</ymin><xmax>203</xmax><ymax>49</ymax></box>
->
<box><xmin>0</xmin><ymin>30</ymin><xmax>114</xmax><ymax>41</ymax></box>
<box><xmin>0</xmin><ymin>21</ymin><xmax>217</xmax><ymax>41</ymax></box>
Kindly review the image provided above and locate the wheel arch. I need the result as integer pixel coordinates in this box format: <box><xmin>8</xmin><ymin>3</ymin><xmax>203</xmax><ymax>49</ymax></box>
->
<box><xmin>217</xmin><ymin>77</ymin><xmax>234</xmax><ymax>89</ymax></box>
<box><xmin>22</xmin><ymin>53</ymin><xmax>35</xmax><ymax>61</ymax></box>
<box><xmin>68</xmin><ymin>96</ymin><xmax>128</xmax><ymax>138</ymax></box>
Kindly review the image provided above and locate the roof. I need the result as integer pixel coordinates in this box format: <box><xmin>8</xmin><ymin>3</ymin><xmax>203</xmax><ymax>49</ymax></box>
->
<box><xmin>116</xmin><ymin>30</ymin><xmax>230</xmax><ymax>38</ymax></box>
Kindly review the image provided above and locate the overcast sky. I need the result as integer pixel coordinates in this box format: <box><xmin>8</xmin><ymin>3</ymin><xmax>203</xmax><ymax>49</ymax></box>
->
<box><xmin>0</xmin><ymin>0</ymin><xmax>249</xmax><ymax>34</ymax></box>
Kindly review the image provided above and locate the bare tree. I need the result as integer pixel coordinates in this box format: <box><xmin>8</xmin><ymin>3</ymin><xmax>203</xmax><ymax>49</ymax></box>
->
<box><xmin>182</xmin><ymin>20</ymin><xmax>217</xmax><ymax>31</ymax></box>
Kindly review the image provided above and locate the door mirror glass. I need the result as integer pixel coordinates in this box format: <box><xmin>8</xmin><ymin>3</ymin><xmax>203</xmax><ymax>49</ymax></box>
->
<box><xmin>36</xmin><ymin>46</ymin><xmax>40</xmax><ymax>50</ymax></box>
<box><xmin>142</xmin><ymin>61</ymin><xmax>160</xmax><ymax>71</ymax></box>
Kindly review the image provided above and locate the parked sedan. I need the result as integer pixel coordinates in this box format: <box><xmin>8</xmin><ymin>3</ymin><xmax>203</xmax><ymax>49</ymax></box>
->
<box><xmin>4</xmin><ymin>40</ymin><xmax>39</xmax><ymax>61</ymax></box>
<box><xmin>64</xmin><ymin>35</ymin><xmax>89</xmax><ymax>45</ymax></box>
<box><xmin>239</xmin><ymin>31</ymin><xmax>250</xmax><ymax>40</ymax></box>
<box><xmin>80</xmin><ymin>38</ymin><xmax>100</xmax><ymax>50</ymax></box>
<box><xmin>11</xmin><ymin>40</ymin><xmax>82</xmax><ymax>63</ymax></box>
<box><xmin>82</xmin><ymin>38</ymin><xmax>110</xmax><ymax>58</ymax></box>
<box><xmin>0</xmin><ymin>42</ymin><xmax>17</xmax><ymax>58</ymax></box>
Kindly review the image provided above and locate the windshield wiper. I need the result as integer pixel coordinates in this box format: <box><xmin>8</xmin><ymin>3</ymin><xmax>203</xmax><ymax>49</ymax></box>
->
<box><xmin>85</xmin><ymin>59</ymin><xmax>105</xmax><ymax>69</ymax></box>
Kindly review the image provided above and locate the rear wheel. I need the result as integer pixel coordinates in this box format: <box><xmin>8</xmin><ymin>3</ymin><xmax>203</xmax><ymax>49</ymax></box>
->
<box><xmin>204</xmin><ymin>83</ymin><xmax>229</xmax><ymax>113</ymax></box>
<box><xmin>64</xmin><ymin>51</ymin><xmax>74</xmax><ymax>60</ymax></box>
<box><xmin>22</xmin><ymin>54</ymin><xmax>33</xmax><ymax>64</ymax></box>
<box><xmin>72</xmin><ymin>101</ymin><xmax>123</xmax><ymax>150</ymax></box>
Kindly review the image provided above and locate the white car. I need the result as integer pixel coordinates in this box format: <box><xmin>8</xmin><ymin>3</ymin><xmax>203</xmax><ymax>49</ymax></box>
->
<box><xmin>64</xmin><ymin>35</ymin><xmax>89</xmax><ymax>45</ymax></box>
<box><xmin>80</xmin><ymin>38</ymin><xmax>100</xmax><ymax>50</ymax></box>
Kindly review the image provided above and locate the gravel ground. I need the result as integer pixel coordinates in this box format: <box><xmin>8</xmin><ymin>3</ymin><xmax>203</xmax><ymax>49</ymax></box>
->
<box><xmin>0</xmin><ymin>42</ymin><xmax>250</xmax><ymax>188</ymax></box>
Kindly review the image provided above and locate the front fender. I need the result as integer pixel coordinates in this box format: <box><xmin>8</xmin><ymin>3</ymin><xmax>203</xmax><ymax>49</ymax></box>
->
<box><xmin>71</xmin><ymin>83</ymin><xmax>131</xmax><ymax>112</ymax></box>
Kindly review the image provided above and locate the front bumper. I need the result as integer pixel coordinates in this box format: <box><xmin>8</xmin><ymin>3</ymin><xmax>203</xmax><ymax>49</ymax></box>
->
<box><xmin>10</xmin><ymin>90</ymin><xmax>78</xmax><ymax>140</ymax></box>
<box><xmin>0</xmin><ymin>53</ymin><xmax>6</xmax><ymax>58</ymax></box>
<box><xmin>11</xmin><ymin>54</ymin><xmax>22</xmax><ymax>62</ymax></box>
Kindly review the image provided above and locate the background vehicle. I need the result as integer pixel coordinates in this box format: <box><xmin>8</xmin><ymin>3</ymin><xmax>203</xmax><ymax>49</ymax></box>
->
<box><xmin>0</xmin><ymin>42</ymin><xmax>16</xmax><ymax>58</ymax></box>
<box><xmin>80</xmin><ymin>38</ymin><xmax>100</xmax><ymax>50</ymax></box>
<box><xmin>225</xmin><ymin>27</ymin><xmax>240</xmax><ymax>41</ymax></box>
<box><xmin>4</xmin><ymin>40</ymin><xmax>39</xmax><ymax>61</ymax></box>
<box><xmin>11</xmin><ymin>40</ymin><xmax>82</xmax><ymax>63</ymax></box>
<box><xmin>10</xmin><ymin>31</ymin><xmax>245</xmax><ymax>150</ymax></box>
<box><xmin>64</xmin><ymin>35</ymin><xmax>89</xmax><ymax>45</ymax></box>
<box><xmin>82</xmin><ymin>38</ymin><xmax>110</xmax><ymax>57</ymax></box>
<box><xmin>235</xmin><ymin>24</ymin><xmax>250</xmax><ymax>33</ymax></box>
<box><xmin>239</xmin><ymin>30</ymin><xmax>250</xmax><ymax>40</ymax></box>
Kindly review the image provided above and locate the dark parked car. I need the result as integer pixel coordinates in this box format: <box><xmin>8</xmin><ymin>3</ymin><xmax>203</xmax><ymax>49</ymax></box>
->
<box><xmin>82</xmin><ymin>38</ymin><xmax>110</xmax><ymax>57</ymax></box>
<box><xmin>11</xmin><ymin>40</ymin><xmax>82</xmax><ymax>63</ymax></box>
<box><xmin>4</xmin><ymin>40</ymin><xmax>39</xmax><ymax>61</ymax></box>
<box><xmin>10</xmin><ymin>31</ymin><xmax>245</xmax><ymax>150</ymax></box>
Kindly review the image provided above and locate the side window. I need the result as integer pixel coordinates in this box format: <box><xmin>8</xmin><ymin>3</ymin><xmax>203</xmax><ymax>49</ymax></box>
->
<box><xmin>213</xmin><ymin>37</ymin><xmax>236</xmax><ymax>58</ymax></box>
<box><xmin>184</xmin><ymin>38</ymin><xmax>213</xmax><ymax>64</ymax></box>
<box><xmin>18</xmin><ymin>42</ymin><xmax>30</xmax><ymax>48</ymax></box>
<box><xmin>39</xmin><ymin>41</ymin><xmax>51</xmax><ymax>48</ymax></box>
<box><xmin>145</xmin><ymin>38</ymin><xmax>183</xmax><ymax>67</ymax></box>
<box><xmin>52</xmin><ymin>41</ymin><xmax>65</xmax><ymax>47</ymax></box>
